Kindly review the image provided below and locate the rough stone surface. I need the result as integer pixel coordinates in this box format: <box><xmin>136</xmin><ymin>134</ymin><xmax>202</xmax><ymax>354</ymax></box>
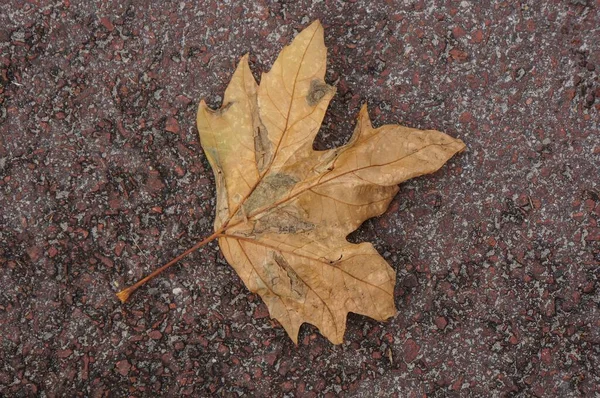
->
<box><xmin>1</xmin><ymin>1</ymin><xmax>599</xmax><ymax>397</ymax></box>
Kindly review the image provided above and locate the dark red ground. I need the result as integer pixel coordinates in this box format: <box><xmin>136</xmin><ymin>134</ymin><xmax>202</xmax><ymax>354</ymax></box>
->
<box><xmin>1</xmin><ymin>1</ymin><xmax>599</xmax><ymax>397</ymax></box>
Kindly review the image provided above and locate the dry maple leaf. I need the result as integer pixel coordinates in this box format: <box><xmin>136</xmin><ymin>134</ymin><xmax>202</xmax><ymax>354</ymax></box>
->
<box><xmin>117</xmin><ymin>21</ymin><xmax>465</xmax><ymax>344</ymax></box>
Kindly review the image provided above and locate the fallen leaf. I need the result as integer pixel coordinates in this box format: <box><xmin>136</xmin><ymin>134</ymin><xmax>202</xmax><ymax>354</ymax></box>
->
<box><xmin>117</xmin><ymin>20</ymin><xmax>465</xmax><ymax>345</ymax></box>
<box><xmin>196</xmin><ymin>21</ymin><xmax>465</xmax><ymax>344</ymax></box>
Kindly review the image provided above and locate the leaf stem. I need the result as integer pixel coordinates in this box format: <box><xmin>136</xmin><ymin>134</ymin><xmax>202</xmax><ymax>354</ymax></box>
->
<box><xmin>116</xmin><ymin>230</ymin><xmax>222</xmax><ymax>303</ymax></box>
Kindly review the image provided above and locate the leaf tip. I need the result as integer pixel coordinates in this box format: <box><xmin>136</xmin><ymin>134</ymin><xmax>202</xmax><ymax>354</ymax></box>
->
<box><xmin>306</xmin><ymin>19</ymin><xmax>324</xmax><ymax>36</ymax></box>
<box><xmin>385</xmin><ymin>307</ymin><xmax>399</xmax><ymax>321</ymax></box>
<box><xmin>291</xmin><ymin>334</ymin><xmax>299</xmax><ymax>346</ymax></box>
<box><xmin>445</xmin><ymin>136</ymin><xmax>467</xmax><ymax>156</ymax></box>
<box><xmin>196</xmin><ymin>99</ymin><xmax>209</xmax><ymax>123</ymax></box>
<box><xmin>358</xmin><ymin>104</ymin><xmax>372</xmax><ymax>126</ymax></box>
<box><xmin>349</xmin><ymin>104</ymin><xmax>373</xmax><ymax>143</ymax></box>
<box><xmin>239</xmin><ymin>53</ymin><xmax>250</xmax><ymax>65</ymax></box>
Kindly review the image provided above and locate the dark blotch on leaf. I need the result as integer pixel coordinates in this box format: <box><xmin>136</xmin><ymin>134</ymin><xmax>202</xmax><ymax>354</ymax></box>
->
<box><xmin>307</xmin><ymin>79</ymin><xmax>332</xmax><ymax>106</ymax></box>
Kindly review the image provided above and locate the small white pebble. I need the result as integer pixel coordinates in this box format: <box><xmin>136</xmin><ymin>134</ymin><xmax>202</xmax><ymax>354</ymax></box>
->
<box><xmin>172</xmin><ymin>288</ymin><xmax>182</xmax><ymax>295</ymax></box>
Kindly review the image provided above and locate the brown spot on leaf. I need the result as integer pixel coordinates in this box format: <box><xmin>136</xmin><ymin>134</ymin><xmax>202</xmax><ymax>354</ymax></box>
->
<box><xmin>306</xmin><ymin>79</ymin><xmax>332</xmax><ymax>106</ymax></box>
<box><xmin>206</xmin><ymin>101</ymin><xmax>234</xmax><ymax>115</ymax></box>
<box><xmin>254</xmin><ymin>123</ymin><xmax>272</xmax><ymax>172</ymax></box>
<box><xmin>253</xmin><ymin>205</ymin><xmax>314</xmax><ymax>234</ymax></box>
<box><xmin>243</xmin><ymin>173</ymin><xmax>298</xmax><ymax>215</ymax></box>
<box><xmin>271</xmin><ymin>252</ymin><xmax>308</xmax><ymax>300</ymax></box>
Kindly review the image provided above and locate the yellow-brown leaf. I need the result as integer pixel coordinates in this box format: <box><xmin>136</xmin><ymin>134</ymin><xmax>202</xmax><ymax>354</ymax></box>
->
<box><xmin>197</xmin><ymin>20</ymin><xmax>465</xmax><ymax>344</ymax></box>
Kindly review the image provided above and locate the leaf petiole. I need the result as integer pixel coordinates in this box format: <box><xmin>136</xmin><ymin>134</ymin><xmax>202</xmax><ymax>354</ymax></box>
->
<box><xmin>116</xmin><ymin>230</ymin><xmax>224</xmax><ymax>303</ymax></box>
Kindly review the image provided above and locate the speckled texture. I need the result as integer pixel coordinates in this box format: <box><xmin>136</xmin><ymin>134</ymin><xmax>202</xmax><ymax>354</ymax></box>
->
<box><xmin>1</xmin><ymin>1</ymin><xmax>599</xmax><ymax>397</ymax></box>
